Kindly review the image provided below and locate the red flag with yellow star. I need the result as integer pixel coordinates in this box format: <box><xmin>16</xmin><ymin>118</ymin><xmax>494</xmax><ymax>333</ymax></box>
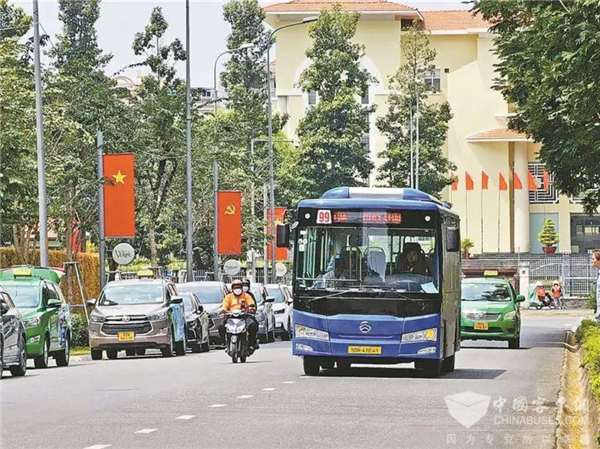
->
<box><xmin>103</xmin><ymin>154</ymin><xmax>135</xmax><ymax>238</ymax></box>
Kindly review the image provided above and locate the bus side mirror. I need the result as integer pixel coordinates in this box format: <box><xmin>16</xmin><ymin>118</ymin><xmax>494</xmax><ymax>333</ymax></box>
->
<box><xmin>447</xmin><ymin>228</ymin><xmax>460</xmax><ymax>252</ymax></box>
<box><xmin>276</xmin><ymin>224</ymin><xmax>290</xmax><ymax>248</ymax></box>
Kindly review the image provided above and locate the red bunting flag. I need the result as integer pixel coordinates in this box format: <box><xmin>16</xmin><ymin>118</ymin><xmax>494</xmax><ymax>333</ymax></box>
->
<box><xmin>465</xmin><ymin>171</ymin><xmax>474</xmax><ymax>191</ymax></box>
<box><xmin>218</xmin><ymin>191</ymin><xmax>242</xmax><ymax>255</ymax></box>
<box><xmin>499</xmin><ymin>173</ymin><xmax>508</xmax><ymax>191</ymax></box>
<box><xmin>528</xmin><ymin>171</ymin><xmax>538</xmax><ymax>191</ymax></box>
<box><xmin>513</xmin><ymin>172</ymin><xmax>523</xmax><ymax>190</ymax></box>
<box><xmin>543</xmin><ymin>171</ymin><xmax>550</xmax><ymax>191</ymax></box>
<box><xmin>451</xmin><ymin>173</ymin><xmax>458</xmax><ymax>191</ymax></box>
<box><xmin>481</xmin><ymin>171</ymin><xmax>489</xmax><ymax>190</ymax></box>
<box><xmin>103</xmin><ymin>153</ymin><xmax>136</xmax><ymax>238</ymax></box>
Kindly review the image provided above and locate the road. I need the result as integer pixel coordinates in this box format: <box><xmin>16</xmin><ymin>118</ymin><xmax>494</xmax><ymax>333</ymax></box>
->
<box><xmin>0</xmin><ymin>311</ymin><xmax>586</xmax><ymax>449</ymax></box>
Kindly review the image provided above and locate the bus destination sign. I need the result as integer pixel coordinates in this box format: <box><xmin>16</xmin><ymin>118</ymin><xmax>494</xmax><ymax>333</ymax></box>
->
<box><xmin>332</xmin><ymin>211</ymin><xmax>402</xmax><ymax>225</ymax></box>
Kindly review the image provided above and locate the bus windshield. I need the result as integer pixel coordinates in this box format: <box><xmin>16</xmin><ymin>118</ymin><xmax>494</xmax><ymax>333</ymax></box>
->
<box><xmin>296</xmin><ymin>226</ymin><xmax>439</xmax><ymax>293</ymax></box>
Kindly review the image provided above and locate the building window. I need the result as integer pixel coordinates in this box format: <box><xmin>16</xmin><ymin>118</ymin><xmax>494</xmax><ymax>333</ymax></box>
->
<box><xmin>308</xmin><ymin>90</ymin><xmax>318</xmax><ymax>106</ymax></box>
<box><xmin>423</xmin><ymin>69</ymin><xmax>441</xmax><ymax>91</ymax></box>
<box><xmin>361</xmin><ymin>132</ymin><xmax>370</xmax><ymax>153</ymax></box>
<box><xmin>361</xmin><ymin>91</ymin><xmax>370</xmax><ymax>105</ymax></box>
<box><xmin>528</xmin><ymin>162</ymin><xmax>557</xmax><ymax>204</ymax></box>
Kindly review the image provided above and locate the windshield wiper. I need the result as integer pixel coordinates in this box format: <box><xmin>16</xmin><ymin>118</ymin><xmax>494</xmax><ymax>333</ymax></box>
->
<box><xmin>305</xmin><ymin>290</ymin><xmax>353</xmax><ymax>304</ymax></box>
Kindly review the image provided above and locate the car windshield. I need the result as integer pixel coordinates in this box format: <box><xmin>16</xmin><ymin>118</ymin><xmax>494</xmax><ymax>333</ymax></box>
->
<box><xmin>296</xmin><ymin>226</ymin><xmax>439</xmax><ymax>293</ymax></box>
<box><xmin>181</xmin><ymin>293</ymin><xmax>195</xmax><ymax>312</ymax></box>
<box><xmin>99</xmin><ymin>283</ymin><xmax>164</xmax><ymax>306</ymax></box>
<box><xmin>177</xmin><ymin>284</ymin><xmax>223</xmax><ymax>303</ymax></box>
<box><xmin>2</xmin><ymin>283</ymin><xmax>39</xmax><ymax>308</ymax></box>
<box><xmin>266</xmin><ymin>287</ymin><xmax>285</xmax><ymax>303</ymax></box>
<box><xmin>462</xmin><ymin>282</ymin><xmax>512</xmax><ymax>302</ymax></box>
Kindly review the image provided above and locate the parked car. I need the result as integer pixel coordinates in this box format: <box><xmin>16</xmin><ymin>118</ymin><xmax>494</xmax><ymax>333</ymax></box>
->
<box><xmin>265</xmin><ymin>284</ymin><xmax>293</xmax><ymax>340</ymax></box>
<box><xmin>0</xmin><ymin>286</ymin><xmax>27</xmax><ymax>378</ymax></box>
<box><xmin>0</xmin><ymin>266</ymin><xmax>72</xmax><ymax>368</ymax></box>
<box><xmin>461</xmin><ymin>276</ymin><xmax>524</xmax><ymax>349</ymax></box>
<box><xmin>250</xmin><ymin>283</ymin><xmax>276</xmax><ymax>343</ymax></box>
<box><xmin>88</xmin><ymin>276</ymin><xmax>186</xmax><ymax>359</ymax></box>
<box><xmin>177</xmin><ymin>281</ymin><xmax>228</xmax><ymax>345</ymax></box>
<box><xmin>180</xmin><ymin>291</ymin><xmax>210</xmax><ymax>353</ymax></box>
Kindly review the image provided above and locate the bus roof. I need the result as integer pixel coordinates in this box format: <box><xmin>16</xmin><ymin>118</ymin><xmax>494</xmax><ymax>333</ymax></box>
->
<box><xmin>298</xmin><ymin>187</ymin><xmax>457</xmax><ymax>216</ymax></box>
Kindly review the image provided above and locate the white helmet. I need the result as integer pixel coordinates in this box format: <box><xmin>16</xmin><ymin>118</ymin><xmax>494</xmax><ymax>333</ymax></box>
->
<box><xmin>536</xmin><ymin>281</ymin><xmax>542</xmax><ymax>287</ymax></box>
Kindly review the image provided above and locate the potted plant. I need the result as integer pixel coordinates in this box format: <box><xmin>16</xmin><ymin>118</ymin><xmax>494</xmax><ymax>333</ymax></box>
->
<box><xmin>461</xmin><ymin>238</ymin><xmax>474</xmax><ymax>260</ymax></box>
<box><xmin>538</xmin><ymin>219</ymin><xmax>559</xmax><ymax>254</ymax></box>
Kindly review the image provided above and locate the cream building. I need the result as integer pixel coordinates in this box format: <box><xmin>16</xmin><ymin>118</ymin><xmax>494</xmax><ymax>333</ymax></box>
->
<box><xmin>264</xmin><ymin>0</ymin><xmax>598</xmax><ymax>255</ymax></box>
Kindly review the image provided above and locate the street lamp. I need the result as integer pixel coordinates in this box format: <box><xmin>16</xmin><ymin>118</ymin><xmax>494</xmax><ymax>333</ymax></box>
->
<box><xmin>185</xmin><ymin>0</ymin><xmax>193</xmax><ymax>282</ymax></box>
<box><xmin>266</xmin><ymin>16</ymin><xmax>317</xmax><ymax>283</ymax></box>
<box><xmin>213</xmin><ymin>42</ymin><xmax>255</xmax><ymax>281</ymax></box>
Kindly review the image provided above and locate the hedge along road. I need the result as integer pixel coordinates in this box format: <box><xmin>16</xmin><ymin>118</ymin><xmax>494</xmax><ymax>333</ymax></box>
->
<box><xmin>0</xmin><ymin>311</ymin><xmax>585</xmax><ymax>449</ymax></box>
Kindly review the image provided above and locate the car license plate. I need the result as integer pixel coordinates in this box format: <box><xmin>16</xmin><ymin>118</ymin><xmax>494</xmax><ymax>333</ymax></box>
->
<box><xmin>348</xmin><ymin>346</ymin><xmax>381</xmax><ymax>355</ymax></box>
<box><xmin>474</xmin><ymin>322</ymin><xmax>489</xmax><ymax>330</ymax></box>
<box><xmin>118</xmin><ymin>332</ymin><xmax>135</xmax><ymax>341</ymax></box>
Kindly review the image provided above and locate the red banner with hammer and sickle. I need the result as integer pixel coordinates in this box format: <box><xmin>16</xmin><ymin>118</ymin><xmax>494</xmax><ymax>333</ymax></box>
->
<box><xmin>218</xmin><ymin>191</ymin><xmax>242</xmax><ymax>255</ymax></box>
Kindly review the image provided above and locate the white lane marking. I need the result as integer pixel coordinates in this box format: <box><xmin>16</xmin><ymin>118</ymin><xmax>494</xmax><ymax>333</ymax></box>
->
<box><xmin>262</xmin><ymin>388</ymin><xmax>276</xmax><ymax>391</ymax></box>
<box><xmin>209</xmin><ymin>404</ymin><xmax>227</xmax><ymax>408</ymax></box>
<box><xmin>237</xmin><ymin>395</ymin><xmax>254</xmax><ymax>399</ymax></box>
<box><xmin>135</xmin><ymin>429</ymin><xmax>157</xmax><ymax>434</ymax></box>
<box><xmin>283</xmin><ymin>381</ymin><xmax>295</xmax><ymax>384</ymax></box>
<box><xmin>83</xmin><ymin>445</ymin><xmax>111</xmax><ymax>449</ymax></box>
<box><xmin>176</xmin><ymin>415</ymin><xmax>196</xmax><ymax>420</ymax></box>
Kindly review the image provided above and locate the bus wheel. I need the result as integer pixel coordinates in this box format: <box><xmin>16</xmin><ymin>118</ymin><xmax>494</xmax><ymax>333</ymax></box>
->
<box><xmin>417</xmin><ymin>359</ymin><xmax>443</xmax><ymax>378</ymax></box>
<box><xmin>442</xmin><ymin>354</ymin><xmax>455</xmax><ymax>373</ymax></box>
<box><xmin>336</xmin><ymin>360</ymin><xmax>351</xmax><ymax>373</ymax></box>
<box><xmin>303</xmin><ymin>357</ymin><xmax>320</xmax><ymax>376</ymax></box>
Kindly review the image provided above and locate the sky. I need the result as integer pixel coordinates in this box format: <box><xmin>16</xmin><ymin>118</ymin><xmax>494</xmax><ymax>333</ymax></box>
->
<box><xmin>12</xmin><ymin>0</ymin><xmax>470</xmax><ymax>87</ymax></box>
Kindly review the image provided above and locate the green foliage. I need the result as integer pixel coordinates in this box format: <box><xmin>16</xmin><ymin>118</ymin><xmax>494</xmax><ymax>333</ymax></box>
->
<box><xmin>588</xmin><ymin>286</ymin><xmax>597</xmax><ymax>310</ymax></box>
<box><xmin>538</xmin><ymin>218</ymin><xmax>559</xmax><ymax>246</ymax></box>
<box><xmin>575</xmin><ymin>320</ymin><xmax>600</xmax><ymax>401</ymax></box>
<box><xmin>376</xmin><ymin>22</ymin><xmax>454</xmax><ymax>196</ymax></box>
<box><xmin>297</xmin><ymin>5</ymin><xmax>375</xmax><ymax>197</ymax></box>
<box><xmin>475</xmin><ymin>1</ymin><xmax>600</xmax><ymax>214</ymax></box>
<box><xmin>461</xmin><ymin>238</ymin><xmax>474</xmax><ymax>253</ymax></box>
<box><xmin>70</xmin><ymin>313</ymin><xmax>89</xmax><ymax>347</ymax></box>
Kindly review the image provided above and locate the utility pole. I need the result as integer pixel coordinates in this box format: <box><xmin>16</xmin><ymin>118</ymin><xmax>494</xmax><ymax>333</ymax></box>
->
<box><xmin>409</xmin><ymin>104</ymin><xmax>414</xmax><ymax>189</ymax></box>
<box><xmin>97</xmin><ymin>132</ymin><xmax>106</xmax><ymax>289</ymax></box>
<box><xmin>415</xmin><ymin>88</ymin><xmax>420</xmax><ymax>191</ymax></box>
<box><xmin>185</xmin><ymin>0</ymin><xmax>194</xmax><ymax>282</ymax></box>
<box><xmin>33</xmin><ymin>0</ymin><xmax>48</xmax><ymax>266</ymax></box>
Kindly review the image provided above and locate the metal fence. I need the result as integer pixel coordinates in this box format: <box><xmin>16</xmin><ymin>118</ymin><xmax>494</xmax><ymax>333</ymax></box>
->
<box><xmin>464</xmin><ymin>254</ymin><xmax>597</xmax><ymax>298</ymax></box>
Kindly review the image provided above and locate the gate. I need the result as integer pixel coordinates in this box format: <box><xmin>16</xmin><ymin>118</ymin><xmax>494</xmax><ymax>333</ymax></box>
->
<box><xmin>529</xmin><ymin>254</ymin><xmax>595</xmax><ymax>298</ymax></box>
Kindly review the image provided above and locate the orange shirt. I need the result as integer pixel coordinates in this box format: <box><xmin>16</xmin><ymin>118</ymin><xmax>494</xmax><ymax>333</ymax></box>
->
<box><xmin>552</xmin><ymin>286</ymin><xmax>562</xmax><ymax>298</ymax></box>
<box><xmin>220</xmin><ymin>292</ymin><xmax>256</xmax><ymax>313</ymax></box>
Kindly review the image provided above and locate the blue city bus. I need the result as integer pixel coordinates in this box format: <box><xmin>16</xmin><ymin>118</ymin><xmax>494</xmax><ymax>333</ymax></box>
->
<box><xmin>278</xmin><ymin>187</ymin><xmax>462</xmax><ymax>377</ymax></box>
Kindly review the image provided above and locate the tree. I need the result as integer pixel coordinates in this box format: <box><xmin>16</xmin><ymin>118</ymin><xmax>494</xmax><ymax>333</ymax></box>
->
<box><xmin>0</xmin><ymin>0</ymin><xmax>38</xmax><ymax>262</ymax></box>
<box><xmin>475</xmin><ymin>1</ymin><xmax>600</xmax><ymax>213</ymax></box>
<box><xmin>130</xmin><ymin>6</ymin><xmax>186</xmax><ymax>266</ymax></box>
<box><xmin>538</xmin><ymin>218</ymin><xmax>559</xmax><ymax>247</ymax></box>
<box><xmin>297</xmin><ymin>4</ymin><xmax>375</xmax><ymax>197</ymax></box>
<box><xmin>376</xmin><ymin>22</ymin><xmax>454</xmax><ymax>196</ymax></box>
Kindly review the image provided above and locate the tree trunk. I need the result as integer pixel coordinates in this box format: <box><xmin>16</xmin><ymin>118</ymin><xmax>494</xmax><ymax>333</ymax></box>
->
<box><xmin>148</xmin><ymin>225</ymin><xmax>158</xmax><ymax>267</ymax></box>
<box><xmin>65</xmin><ymin>188</ymin><xmax>74</xmax><ymax>303</ymax></box>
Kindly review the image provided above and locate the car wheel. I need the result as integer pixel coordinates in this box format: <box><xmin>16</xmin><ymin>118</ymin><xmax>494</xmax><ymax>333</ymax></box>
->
<box><xmin>10</xmin><ymin>335</ymin><xmax>27</xmax><ymax>377</ymax></box>
<box><xmin>288</xmin><ymin>319</ymin><xmax>293</xmax><ymax>340</ymax></box>
<box><xmin>442</xmin><ymin>354</ymin><xmax>455</xmax><ymax>373</ymax></box>
<box><xmin>91</xmin><ymin>349</ymin><xmax>103</xmax><ymax>360</ymax></box>
<box><xmin>34</xmin><ymin>336</ymin><xmax>50</xmax><ymax>369</ymax></box>
<box><xmin>268</xmin><ymin>328</ymin><xmax>275</xmax><ymax>343</ymax></box>
<box><xmin>136</xmin><ymin>348</ymin><xmax>146</xmax><ymax>356</ymax></box>
<box><xmin>259</xmin><ymin>333</ymin><xmax>267</xmax><ymax>344</ymax></box>
<box><xmin>303</xmin><ymin>357</ymin><xmax>320</xmax><ymax>376</ymax></box>
<box><xmin>0</xmin><ymin>336</ymin><xmax>4</xmax><ymax>379</ymax></box>
<box><xmin>281</xmin><ymin>326</ymin><xmax>291</xmax><ymax>341</ymax></box>
<box><xmin>55</xmin><ymin>335</ymin><xmax>70</xmax><ymax>367</ymax></box>
<box><xmin>161</xmin><ymin>332</ymin><xmax>174</xmax><ymax>358</ymax></box>
<box><xmin>106</xmin><ymin>349</ymin><xmax>119</xmax><ymax>360</ymax></box>
<box><xmin>125</xmin><ymin>349</ymin><xmax>136</xmax><ymax>357</ymax></box>
<box><xmin>175</xmin><ymin>334</ymin><xmax>187</xmax><ymax>356</ymax></box>
<box><xmin>508</xmin><ymin>336</ymin><xmax>520</xmax><ymax>349</ymax></box>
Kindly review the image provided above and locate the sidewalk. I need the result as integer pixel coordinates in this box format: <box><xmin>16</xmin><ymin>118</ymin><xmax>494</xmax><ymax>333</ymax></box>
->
<box><xmin>522</xmin><ymin>308</ymin><xmax>595</xmax><ymax>318</ymax></box>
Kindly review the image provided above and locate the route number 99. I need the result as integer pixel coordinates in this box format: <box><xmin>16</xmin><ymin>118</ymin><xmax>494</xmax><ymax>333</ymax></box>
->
<box><xmin>316</xmin><ymin>210</ymin><xmax>332</xmax><ymax>224</ymax></box>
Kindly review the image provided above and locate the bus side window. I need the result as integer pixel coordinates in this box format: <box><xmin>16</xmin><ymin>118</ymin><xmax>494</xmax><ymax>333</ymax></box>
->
<box><xmin>446</xmin><ymin>228</ymin><xmax>460</xmax><ymax>252</ymax></box>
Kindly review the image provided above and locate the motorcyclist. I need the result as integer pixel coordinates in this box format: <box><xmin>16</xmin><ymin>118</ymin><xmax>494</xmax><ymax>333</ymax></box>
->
<box><xmin>242</xmin><ymin>279</ymin><xmax>256</xmax><ymax>302</ymax></box>
<box><xmin>218</xmin><ymin>279</ymin><xmax>260</xmax><ymax>350</ymax></box>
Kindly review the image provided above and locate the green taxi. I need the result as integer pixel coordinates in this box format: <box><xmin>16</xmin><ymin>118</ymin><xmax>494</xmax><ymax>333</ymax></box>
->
<box><xmin>460</xmin><ymin>276</ymin><xmax>525</xmax><ymax>349</ymax></box>
<box><xmin>0</xmin><ymin>266</ymin><xmax>72</xmax><ymax>368</ymax></box>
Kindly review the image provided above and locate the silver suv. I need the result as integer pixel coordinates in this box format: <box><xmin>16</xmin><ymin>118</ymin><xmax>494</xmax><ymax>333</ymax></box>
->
<box><xmin>88</xmin><ymin>279</ymin><xmax>186</xmax><ymax>359</ymax></box>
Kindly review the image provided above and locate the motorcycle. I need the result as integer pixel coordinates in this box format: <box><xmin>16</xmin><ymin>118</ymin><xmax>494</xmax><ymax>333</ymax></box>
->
<box><xmin>224</xmin><ymin>310</ymin><xmax>254</xmax><ymax>364</ymax></box>
<box><xmin>535</xmin><ymin>293</ymin><xmax>556</xmax><ymax>310</ymax></box>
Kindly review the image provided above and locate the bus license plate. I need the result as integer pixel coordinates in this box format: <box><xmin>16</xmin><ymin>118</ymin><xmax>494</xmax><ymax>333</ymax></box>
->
<box><xmin>474</xmin><ymin>322</ymin><xmax>488</xmax><ymax>330</ymax></box>
<box><xmin>118</xmin><ymin>332</ymin><xmax>135</xmax><ymax>341</ymax></box>
<box><xmin>348</xmin><ymin>346</ymin><xmax>381</xmax><ymax>355</ymax></box>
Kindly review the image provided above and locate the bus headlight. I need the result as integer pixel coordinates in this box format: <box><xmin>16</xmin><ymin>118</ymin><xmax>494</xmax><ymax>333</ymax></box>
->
<box><xmin>503</xmin><ymin>311</ymin><xmax>516</xmax><ymax>320</ymax></box>
<box><xmin>295</xmin><ymin>324</ymin><xmax>329</xmax><ymax>341</ymax></box>
<box><xmin>402</xmin><ymin>328</ymin><xmax>437</xmax><ymax>343</ymax></box>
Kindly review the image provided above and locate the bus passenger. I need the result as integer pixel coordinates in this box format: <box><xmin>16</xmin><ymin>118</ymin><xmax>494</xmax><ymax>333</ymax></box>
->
<box><xmin>396</xmin><ymin>242</ymin><xmax>430</xmax><ymax>276</ymax></box>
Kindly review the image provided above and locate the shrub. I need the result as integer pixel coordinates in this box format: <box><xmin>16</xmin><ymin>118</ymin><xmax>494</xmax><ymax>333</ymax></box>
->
<box><xmin>576</xmin><ymin>320</ymin><xmax>600</xmax><ymax>401</ymax></box>
<box><xmin>588</xmin><ymin>287</ymin><xmax>597</xmax><ymax>311</ymax></box>
<box><xmin>70</xmin><ymin>313</ymin><xmax>89</xmax><ymax>347</ymax></box>
<box><xmin>538</xmin><ymin>218</ymin><xmax>560</xmax><ymax>246</ymax></box>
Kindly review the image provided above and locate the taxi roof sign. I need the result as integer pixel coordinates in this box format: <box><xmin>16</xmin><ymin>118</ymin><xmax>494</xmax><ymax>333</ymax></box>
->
<box><xmin>0</xmin><ymin>266</ymin><xmax>64</xmax><ymax>284</ymax></box>
<box><xmin>483</xmin><ymin>270</ymin><xmax>499</xmax><ymax>277</ymax></box>
<box><xmin>137</xmin><ymin>269</ymin><xmax>154</xmax><ymax>279</ymax></box>
<box><xmin>13</xmin><ymin>267</ymin><xmax>32</xmax><ymax>277</ymax></box>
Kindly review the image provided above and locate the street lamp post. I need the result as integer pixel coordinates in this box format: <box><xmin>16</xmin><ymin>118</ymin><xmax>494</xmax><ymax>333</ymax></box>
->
<box><xmin>212</xmin><ymin>43</ymin><xmax>254</xmax><ymax>281</ymax></box>
<box><xmin>266</xmin><ymin>17</ymin><xmax>317</xmax><ymax>283</ymax></box>
<box><xmin>185</xmin><ymin>0</ymin><xmax>193</xmax><ymax>282</ymax></box>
